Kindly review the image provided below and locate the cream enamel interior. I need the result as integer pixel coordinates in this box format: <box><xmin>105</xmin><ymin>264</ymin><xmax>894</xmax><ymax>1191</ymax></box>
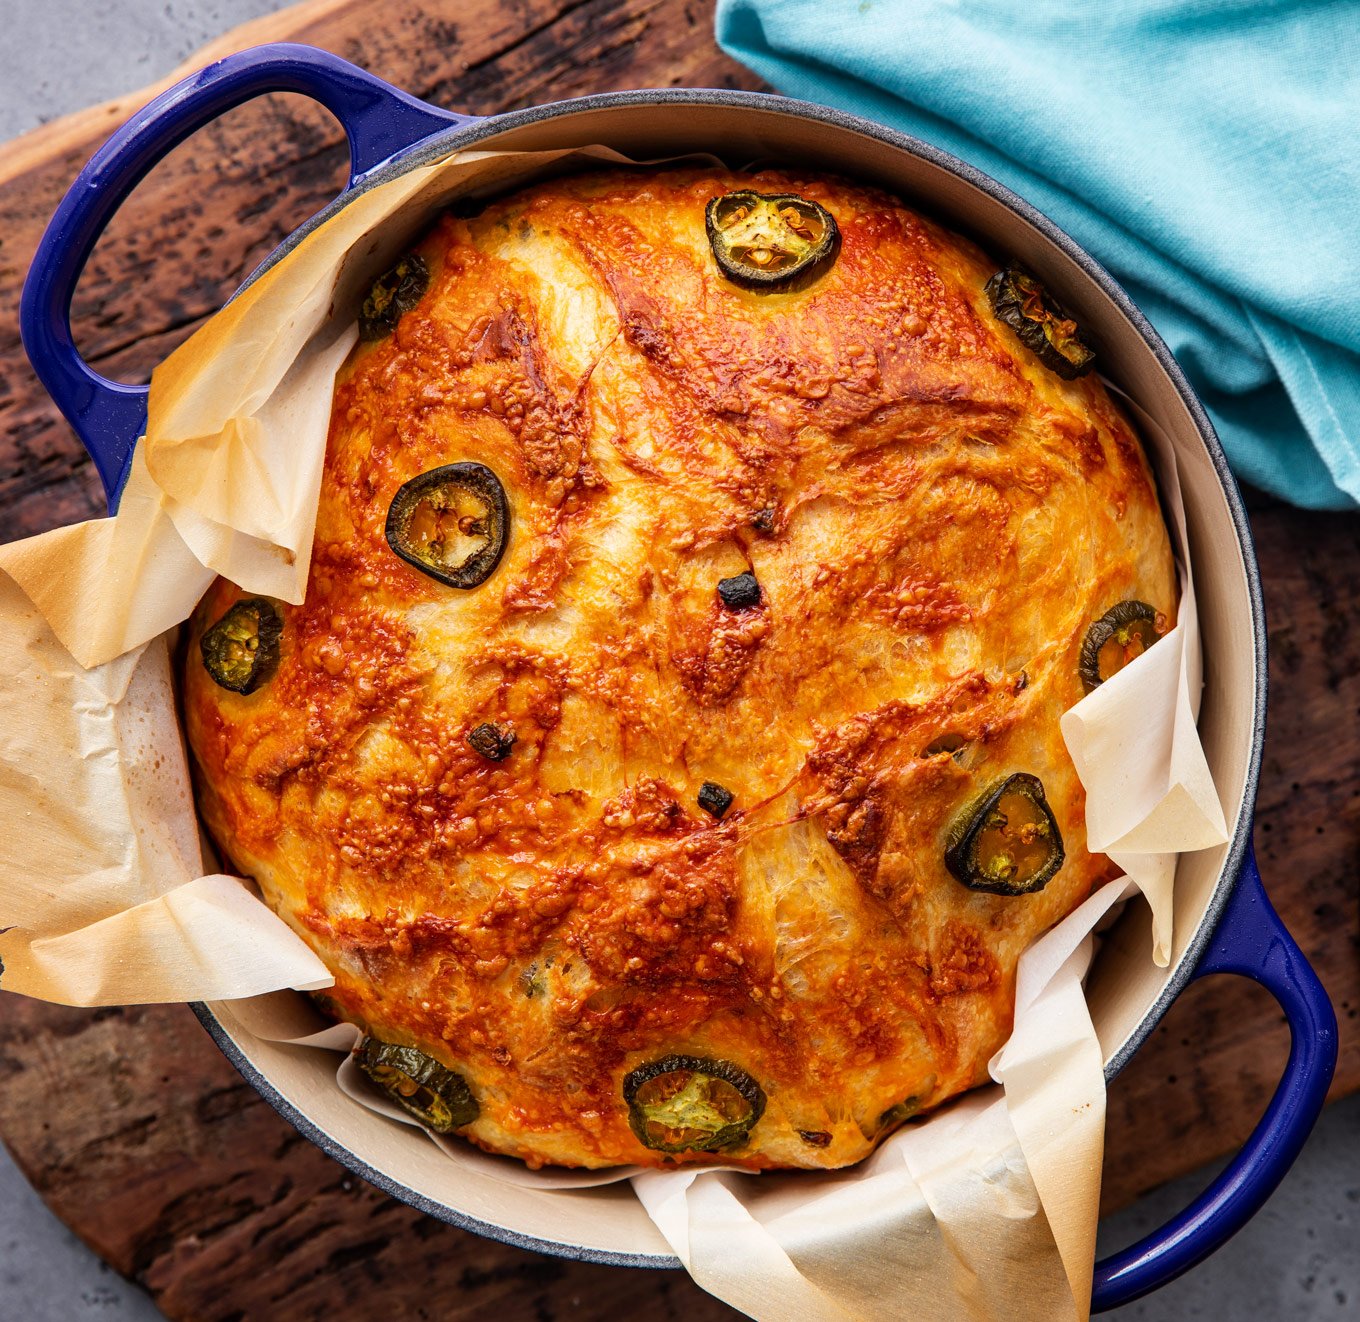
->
<box><xmin>203</xmin><ymin>98</ymin><xmax>1257</xmax><ymax>1261</ymax></box>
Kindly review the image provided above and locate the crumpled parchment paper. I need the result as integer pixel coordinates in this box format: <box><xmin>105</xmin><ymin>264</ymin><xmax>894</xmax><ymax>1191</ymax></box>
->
<box><xmin>0</xmin><ymin>142</ymin><xmax>1227</xmax><ymax>1322</ymax></box>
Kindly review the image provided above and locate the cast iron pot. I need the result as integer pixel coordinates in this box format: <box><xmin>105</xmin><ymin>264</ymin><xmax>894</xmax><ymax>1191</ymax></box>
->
<box><xmin>19</xmin><ymin>43</ymin><xmax>1339</xmax><ymax>1313</ymax></box>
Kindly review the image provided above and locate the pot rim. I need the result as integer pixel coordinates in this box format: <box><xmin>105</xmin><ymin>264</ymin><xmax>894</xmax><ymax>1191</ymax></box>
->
<box><xmin>197</xmin><ymin>84</ymin><xmax>1266</xmax><ymax>1268</ymax></box>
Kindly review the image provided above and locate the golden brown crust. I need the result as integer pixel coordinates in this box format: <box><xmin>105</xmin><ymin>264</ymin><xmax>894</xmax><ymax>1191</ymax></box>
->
<box><xmin>182</xmin><ymin>167</ymin><xmax>1175</xmax><ymax>1170</ymax></box>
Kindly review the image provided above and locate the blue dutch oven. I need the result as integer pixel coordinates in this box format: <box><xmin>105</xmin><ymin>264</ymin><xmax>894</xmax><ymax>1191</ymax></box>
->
<box><xmin>19</xmin><ymin>43</ymin><xmax>1338</xmax><ymax>1313</ymax></box>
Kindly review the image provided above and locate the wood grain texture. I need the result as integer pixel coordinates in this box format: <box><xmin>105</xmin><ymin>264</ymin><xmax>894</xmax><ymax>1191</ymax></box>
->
<box><xmin>1101</xmin><ymin>499</ymin><xmax>1360</xmax><ymax>1212</ymax></box>
<box><xmin>0</xmin><ymin>0</ymin><xmax>1355</xmax><ymax>1316</ymax></box>
<box><xmin>0</xmin><ymin>998</ymin><xmax>738</xmax><ymax>1322</ymax></box>
<box><xmin>0</xmin><ymin>0</ymin><xmax>762</xmax><ymax>537</ymax></box>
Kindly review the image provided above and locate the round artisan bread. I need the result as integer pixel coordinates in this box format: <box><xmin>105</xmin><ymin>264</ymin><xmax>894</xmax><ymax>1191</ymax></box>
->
<box><xmin>183</xmin><ymin>166</ymin><xmax>1175</xmax><ymax>1170</ymax></box>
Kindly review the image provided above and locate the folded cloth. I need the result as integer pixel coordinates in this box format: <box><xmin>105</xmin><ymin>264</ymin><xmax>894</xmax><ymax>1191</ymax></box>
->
<box><xmin>716</xmin><ymin>0</ymin><xmax>1360</xmax><ymax>509</ymax></box>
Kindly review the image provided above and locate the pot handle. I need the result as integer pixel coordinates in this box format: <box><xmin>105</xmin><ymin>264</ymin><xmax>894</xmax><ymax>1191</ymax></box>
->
<box><xmin>20</xmin><ymin>42</ymin><xmax>473</xmax><ymax>509</ymax></box>
<box><xmin>1091</xmin><ymin>843</ymin><xmax>1337</xmax><ymax>1311</ymax></box>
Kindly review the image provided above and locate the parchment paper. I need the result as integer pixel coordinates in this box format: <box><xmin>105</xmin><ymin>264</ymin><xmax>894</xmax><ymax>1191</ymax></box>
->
<box><xmin>0</xmin><ymin>141</ymin><xmax>1228</xmax><ymax>1322</ymax></box>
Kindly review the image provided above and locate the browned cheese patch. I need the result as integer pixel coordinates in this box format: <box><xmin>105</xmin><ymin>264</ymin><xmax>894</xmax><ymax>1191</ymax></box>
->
<box><xmin>182</xmin><ymin>167</ymin><xmax>1177</xmax><ymax>1171</ymax></box>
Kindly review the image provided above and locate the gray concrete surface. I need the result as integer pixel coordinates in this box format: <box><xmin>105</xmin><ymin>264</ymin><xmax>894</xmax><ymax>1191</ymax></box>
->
<box><xmin>1</xmin><ymin>3</ymin><xmax>1356</xmax><ymax>1318</ymax></box>
<box><xmin>0</xmin><ymin>1141</ymin><xmax>164</xmax><ymax>1321</ymax></box>
<box><xmin>0</xmin><ymin>0</ymin><xmax>291</xmax><ymax>141</ymax></box>
<box><xmin>1097</xmin><ymin>1093</ymin><xmax>1359</xmax><ymax>1319</ymax></box>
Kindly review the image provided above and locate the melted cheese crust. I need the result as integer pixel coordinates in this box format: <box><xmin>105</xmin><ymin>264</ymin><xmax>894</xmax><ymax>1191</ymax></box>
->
<box><xmin>183</xmin><ymin>168</ymin><xmax>1175</xmax><ymax>1170</ymax></box>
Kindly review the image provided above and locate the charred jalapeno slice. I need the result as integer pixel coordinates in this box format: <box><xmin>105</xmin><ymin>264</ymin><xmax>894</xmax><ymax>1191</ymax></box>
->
<box><xmin>356</xmin><ymin>1038</ymin><xmax>478</xmax><ymax>1133</ymax></box>
<box><xmin>877</xmin><ymin>1073</ymin><xmax>937</xmax><ymax>1134</ymax></box>
<box><xmin>717</xmin><ymin>571</ymin><xmax>762</xmax><ymax>611</ymax></box>
<box><xmin>922</xmin><ymin>732</ymin><xmax>968</xmax><ymax>761</ymax></box>
<box><xmin>705</xmin><ymin>191</ymin><xmax>839</xmax><ymax>290</ymax></box>
<box><xmin>200</xmin><ymin>597</ymin><xmax>282</xmax><ymax>695</ymax></box>
<box><xmin>945</xmin><ymin>772</ymin><xmax>1064</xmax><ymax>896</ymax></box>
<box><xmin>385</xmin><ymin>462</ymin><xmax>509</xmax><ymax>589</ymax></box>
<box><xmin>985</xmin><ymin>267</ymin><xmax>1095</xmax><ymax>380</ymax></box>
<box><xmin>1080</xmin><ymin>600</ymin><xmax>1166</xmax><ymax>692</ymax></box>
<box><xmin>877</xmin><ymin>1095</ymin><xmax>923</xmax><ymax>1133</ymax></box>
<box><xmin>697</xmin><ymin>781</ymin><xmax>735</xmax><ymax>820</ymax></box>
<box><xmin>623</xmin><ymin>1054</ymin><xmax>766</xmax><ymax>1153</ymax></box>
<box><xmin>468</xmin><ymin>722</ymin><xmax>516</xmax><ymax>761</ymax></box>
<box><xmin>359</xmin><ymin>253</ymin><xmax>429</xmax><ymax>340</ymax></box>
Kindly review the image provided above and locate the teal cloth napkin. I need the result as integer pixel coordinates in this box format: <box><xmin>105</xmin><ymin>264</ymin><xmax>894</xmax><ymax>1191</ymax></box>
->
<box><xmin>716</xmin><ymin>0</ymin><xmax>1360</xmax><ymax>508</ymax></box>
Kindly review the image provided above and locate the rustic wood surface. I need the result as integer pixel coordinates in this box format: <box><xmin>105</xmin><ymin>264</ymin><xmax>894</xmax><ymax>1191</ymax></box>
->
<box><xmin>0</xmin><ymin>1</ymin><xmax>1355</xmax><ymax>1318</ymax></box>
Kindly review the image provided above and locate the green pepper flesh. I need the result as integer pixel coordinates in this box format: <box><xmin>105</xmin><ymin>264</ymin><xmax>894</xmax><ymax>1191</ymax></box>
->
<box><xmin>385</xmin><ymin>462</ymin><xmax>510</xmax><ymax>589</ymax></box>
<box><xmin>200</xmin><ymin>597</ymin><xmax>282</xmax><ymax>695</ymax></box>
<box><xmin>922</xmin><ymin>732</ymin><xmax>968</xmax><ymax>760</ymax></box>
<box><xmin>878</xmin><ymin>1095</ymin><xmax>923</xmax><ymax>1132</ymax></box>
<box><xmin>623</xmin><ymin>1054</ymin><xmax>765</xmax><ymax>1153</ymax></box>
<box><xmin>705</xmin><ymin>191</ymin><xmax>839</xmax><ymax>290</ymax></box>
<box><xmin>876</xmin><ymin>1073</ymin><xmax>936</xmax><ymax>1135</ymax></box>
<box><xmin>359</xmin><ymin>254</ymin><xmax>429</xmax><ymax>340</ymax></box>
<box><xmin>357</xmin><ymin>1038</ymin><xmax>478</xmax><ymax>1133</ymax></box>
<box><xmin>985</xmin><ymin>268</ymin><xmax>1095</xmax><ymax>380</ymax></box>
<box><xmin>945</xmin><ymin>772</ymin><xmax>1064</xmax><ymax>896</ymax></box>
<box><xmin>1080</xmin><ymin>600</ymin><xmax>1165</xmax><ymax>692</ymax></box>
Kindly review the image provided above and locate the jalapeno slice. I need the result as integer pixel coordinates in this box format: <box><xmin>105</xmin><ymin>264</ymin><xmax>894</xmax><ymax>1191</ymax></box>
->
<box><xmin>468</xmin><ymin>721</ymin><xmax>516</xmax><ymax>761</ymax></box>
<box><xmin>717</xmin><ymin>571</ymin><xmax>761</xmax><ymax>611</ymax></box>
<box><xmin>199</xmin><ymin>597</ymin><xmax>282</xmax><ymax>695</ymax></box>
<box><xmin>877</xmin><ymin>1073</ymin><xmax>936</xmax><ymax>1134</ymax></box>
<box><xmin>623</xmin><ymin>1054</ymin><xmax>766</xmax><ymax>1154</ymax></box>
<box><xmin>356</xmin><ymin>1038</ymin><xmax>478</xmax><ymax>1133</ymax></box>
<box><xmin>705</xmin><ymin>190</ymin><xmax>839</xmax><ymax>290</ymax></box>
<box><xmin>877</xmin><ymin>1095</ymin><xmax>924</xmax><ymax>1133</ymax></box>
<box><xmin>359</xmin><ymin>253</ymin><xmax>429</xmax><ymax>341</ymax></box>
<box><xmin>985</xmin><ymin>267</ymin><xmax>1095</xmax><ymax>380</ymax></box>
<box><xmin>1080</xmin><ymin>600</ymin><xmax>1166</xmax><ymax>692</ymax></box>
<box><xmin>945</xmin><ymin>772</ymin><xmax>1064</xmax><ymax>896</ymax></box>
<box><xmin>697</xmin><ymin>781</ymin><xmax>734</xmax><ymax>820</ymax></box>
<box><xmin>385</xmin><ymin>462</ymin><xmax>510</xmax><ymax>589</ymax></box>
<box><xmin>922</xmin><ymin>732</ymin><xmax>968</xmax><ymax>761</ymax></box>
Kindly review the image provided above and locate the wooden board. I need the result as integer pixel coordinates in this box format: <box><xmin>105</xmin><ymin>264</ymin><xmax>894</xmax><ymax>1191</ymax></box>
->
<box><xmin>0</xmin><ymin>1</ymin><xmax>1355</xmax><ymax>1317</ymax></box>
